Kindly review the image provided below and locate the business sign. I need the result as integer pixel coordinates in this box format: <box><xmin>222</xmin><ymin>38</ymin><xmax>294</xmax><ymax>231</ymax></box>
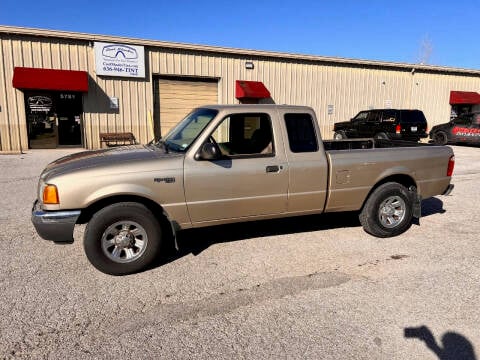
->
<box><xmin>28</xmin><ymin>96</ymin><xmax>53</xmax><ymax>113</ymax></box>
<box><xmin>94</xmin><ymin>42</ymin><xmax>145</xmax><ymax>78</ymax></box>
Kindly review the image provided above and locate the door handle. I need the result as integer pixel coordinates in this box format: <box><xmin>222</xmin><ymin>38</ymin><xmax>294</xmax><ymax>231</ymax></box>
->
<box><xmin>266</xmin><ymin>165</ymin><xmax>280</xmax><ymax>173</ymax></box>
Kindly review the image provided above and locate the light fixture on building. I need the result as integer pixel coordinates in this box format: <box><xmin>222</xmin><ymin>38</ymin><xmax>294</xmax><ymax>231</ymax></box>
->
<box><xmin>245</xmin><ymin>61</ymin><xmax>254</xmax><ymax>70</ymax></box>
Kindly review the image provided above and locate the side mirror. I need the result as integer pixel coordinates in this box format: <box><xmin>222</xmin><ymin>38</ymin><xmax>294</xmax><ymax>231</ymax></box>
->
<box><xmin>196</xmin><ymin>142</ymin><xmax>220</xmax><ymax>160</ymax></box>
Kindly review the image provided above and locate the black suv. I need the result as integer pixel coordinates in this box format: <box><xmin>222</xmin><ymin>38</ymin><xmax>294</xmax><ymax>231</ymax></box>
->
<box><xmin>333</xmin><ymin>109</ymin><xmax>429</xmax><ymax>142</ymax></box>
<box><xmin>429</xmin><ymin>112</ymin><xmax>480</xmax><ymax>145</ymax></box>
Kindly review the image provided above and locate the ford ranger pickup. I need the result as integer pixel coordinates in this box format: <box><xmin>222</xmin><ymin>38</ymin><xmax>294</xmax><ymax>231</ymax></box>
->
<box><xmin>32</xmin><ymin>105</ymin><xmax>455</xmax><ymax>275</ymax></box>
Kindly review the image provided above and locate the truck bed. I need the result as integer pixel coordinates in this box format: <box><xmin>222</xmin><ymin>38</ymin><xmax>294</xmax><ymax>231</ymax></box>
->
<box><xmin>322</xmin><ymin>140</ymin><xmax>452</xmax><ymax>213</ymax></box>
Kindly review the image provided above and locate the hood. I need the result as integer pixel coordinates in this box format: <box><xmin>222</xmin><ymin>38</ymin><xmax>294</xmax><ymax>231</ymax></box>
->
<box><xmin>334</xmin><ymin>121</ymin><xmax>352</xmax><ymax>130</ymax></box>
<box><xmin>429</xmin><ymin>122</ymin><xmax>451</xmax><ymax>134</ymax></box>
<box><xmin>41</xmin><ymin>145</ymin><xmax>182</xmax><ymax>181</ymax></box>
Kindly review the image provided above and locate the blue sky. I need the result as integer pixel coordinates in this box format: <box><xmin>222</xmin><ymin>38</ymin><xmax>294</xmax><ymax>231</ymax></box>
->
<box><xmin>1</xmin><ymin>0</ymin><xmax>478</xmax><ymax>69</ymax></box>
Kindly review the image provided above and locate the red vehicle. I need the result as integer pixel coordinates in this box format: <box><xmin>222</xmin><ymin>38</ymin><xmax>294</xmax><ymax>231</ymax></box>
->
<box><xmin>430</xmin><ymin>112</ymin><xmax>480</xmax><ymax>145</ymax></box>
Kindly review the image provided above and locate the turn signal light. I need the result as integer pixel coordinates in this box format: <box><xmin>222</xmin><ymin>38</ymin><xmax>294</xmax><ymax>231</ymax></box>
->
<box><xmin>447</xmin><ymin>155</ymin><xmax>455</xmax><ymax>177</ymax></box>
<box><xmin>43</xmin><ymin>185</ymin><xmax>59</xmax><ymax>204</ymax></box>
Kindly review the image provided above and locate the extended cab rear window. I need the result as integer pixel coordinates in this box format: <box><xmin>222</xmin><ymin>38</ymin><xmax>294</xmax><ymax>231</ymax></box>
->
<box><xmin>284</xmin><ymin>113</ymin><xmax>319</xmax><ymax>153</ymax></box>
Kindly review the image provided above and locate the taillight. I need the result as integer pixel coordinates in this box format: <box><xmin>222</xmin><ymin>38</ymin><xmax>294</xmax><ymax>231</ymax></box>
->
<box><xmin>395</xmin><ymin>124</ymin><xmax>401</xmax><ymax>134</ymax></box>
<box><xmin>447</xmin><ymin>155</ymin><xmax>455</xmax><ymax>176</ymax></box>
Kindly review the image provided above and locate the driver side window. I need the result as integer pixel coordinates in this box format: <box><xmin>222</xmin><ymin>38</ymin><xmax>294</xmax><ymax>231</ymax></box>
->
<box><xmin>210</xmin><ymin>113</ymin><xmax>274</xmax><ymax>157</ymax></box>
<box><xmin>354</xmin><ymin>111</ymin><xmax>368</xmax><ymax>121</ymax></box>
<box><xmin>454</xmin><ymin>116</ymin><xmax>471</xmax><ymax>126</ymax></box>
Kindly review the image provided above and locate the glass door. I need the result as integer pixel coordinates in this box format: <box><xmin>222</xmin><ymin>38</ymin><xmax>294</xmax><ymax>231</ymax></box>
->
<box><xmin>25</xmin><ymin>91</ymin><xmax>83</xmax><ymax>149</ymax></box>
<box><xmin>25</xmin><ymin>92</ymin><xmax>57</xmax><ymax>149</ymax></box>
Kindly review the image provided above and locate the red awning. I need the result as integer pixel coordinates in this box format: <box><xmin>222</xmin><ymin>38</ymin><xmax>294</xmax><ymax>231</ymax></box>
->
<box><xmin>449</xmin><ymin>91</ymin><xmax>480</xmax><ymax>105</ymax></box>
<box><xmin>235</xmin><ymin>80</ymin><xmax>270</xmax><ymax>99</ymax></box>
<box><xmin>12</xmin><ymin>67</ymin><xmax>89</xmax><ymax>92</ymax></box>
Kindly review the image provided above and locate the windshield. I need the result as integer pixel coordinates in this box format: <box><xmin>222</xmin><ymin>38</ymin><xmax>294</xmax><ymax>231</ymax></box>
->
<box><xmin>158</xmin><ymin>108</ymin><xmax>218</xmax><ymax>152</ymax></box>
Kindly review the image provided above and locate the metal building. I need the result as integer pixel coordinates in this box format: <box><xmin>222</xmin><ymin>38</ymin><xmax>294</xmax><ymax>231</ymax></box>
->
<box><xmin>1</xmin><ymin>25</ymin><xmax>480</xmax><ymax>152</ymax></box>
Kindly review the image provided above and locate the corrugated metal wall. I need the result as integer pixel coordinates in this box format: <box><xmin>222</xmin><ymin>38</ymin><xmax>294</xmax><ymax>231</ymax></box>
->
<box><xmin>2</xmin><ymin>31</ymin><xmax>480</xmax><ymax>152</ymax></box>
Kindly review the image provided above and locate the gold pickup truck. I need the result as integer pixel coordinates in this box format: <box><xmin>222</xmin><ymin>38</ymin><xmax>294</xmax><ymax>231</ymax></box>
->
<box><xmin>32</xmin><ymin>105</ymin><xmax>455</xmax><ymax>275</ymax></box>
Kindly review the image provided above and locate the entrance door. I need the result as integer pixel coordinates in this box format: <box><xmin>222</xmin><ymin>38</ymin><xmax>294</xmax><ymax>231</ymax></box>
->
<box><xmin>25</xmin><ymin>91</ymin><xmax>83</xmax><ymax>149</ymax></box>
<box><xmin>56</xmin><ymin>93</ymin><xmax>83</xmax><ymax>146</ymax></box>
<box><xmin>25</xmin><ymin>93</ymin><xmax>57</xmax><ymax>149</ymax></box>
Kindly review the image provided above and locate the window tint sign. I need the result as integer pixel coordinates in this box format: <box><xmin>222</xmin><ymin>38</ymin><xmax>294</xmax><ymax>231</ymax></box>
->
<box><xmin>28</xmin><ymin>96</ymin><xmax>53</xmax><ymax>112</ymax></box>
<box><xmin>94</xmin><ymin>42</ymin><xmax>145</xmax><ymax>78</ymax></box>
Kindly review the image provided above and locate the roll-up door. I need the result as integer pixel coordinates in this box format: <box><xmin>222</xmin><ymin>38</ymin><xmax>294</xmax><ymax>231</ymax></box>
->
<box><xmin>154</xmin><ymin>77</ymin><xmax>218</xmax><ymax>138</ymax></box>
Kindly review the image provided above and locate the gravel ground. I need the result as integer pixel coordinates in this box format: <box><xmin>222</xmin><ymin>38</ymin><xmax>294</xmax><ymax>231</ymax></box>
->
<box><xmin>0</xmin><ymin>145</ymin><xmax>479</xmax><ymax>359</ymax></box>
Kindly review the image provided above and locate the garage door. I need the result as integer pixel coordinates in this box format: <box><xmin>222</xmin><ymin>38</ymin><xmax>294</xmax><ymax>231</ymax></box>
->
<box><xmin>155</xmin><ymin>78</ymin><xmax>218</xmax><ymax>137</ymax></box>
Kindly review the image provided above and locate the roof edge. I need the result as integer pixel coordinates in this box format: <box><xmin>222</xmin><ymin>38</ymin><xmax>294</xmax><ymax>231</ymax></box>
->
<box><xmin>1</xmin><ymin>25</ymin><xmax>480</xmax><ymax>75</ymax></box>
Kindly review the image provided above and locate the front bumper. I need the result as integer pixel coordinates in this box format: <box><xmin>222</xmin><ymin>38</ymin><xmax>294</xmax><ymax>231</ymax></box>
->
<box><xmin>31</xmin><ymin>200</ymin><xmax>81</xmax><ymax>243</ymax></box>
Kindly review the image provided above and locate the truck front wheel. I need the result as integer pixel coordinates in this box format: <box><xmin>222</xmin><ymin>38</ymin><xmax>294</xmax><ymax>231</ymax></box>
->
<box><xmin>333</xmin><ymin>131</ymin><xmax>347</xmax><ymax>140</ymax></box>
<box><xmin>374</xmin><ymin>132</ymin><xmax>388</xmax><ymax>140</ymax></box>
<box><xmin>84</xmin><ymin>202</ymin><xmax>162</xmax><ymax>275</ymax></box>
<box><xmin>432</xmin><ymin>131</ymin><xmax>448</xmax><ymax>145</ymax></box>
<box><xmin>359</xmin><ymin>182</ymin><xmax>413</xmax><ymax>237</ymax></box>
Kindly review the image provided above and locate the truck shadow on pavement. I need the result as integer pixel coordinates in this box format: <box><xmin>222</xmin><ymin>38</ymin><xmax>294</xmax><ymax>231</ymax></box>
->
<box><xmin>404</xmin><ymin>325</ymin><xmax>477</xmax><ymax>360</ymax></box>
<box><xmin>152</xmin><ymin>211</ymin><xmax>361</xmax><ymax>269</ymax></box>
<box><xmin>421</xmin><ymin>197</ymin><xmax>446</xmax><ymax>217</ymax></box>
<box><xmin>150</xmin><ymin>197</ymin><xmax>447</xmax><ymax>270</ymax></box>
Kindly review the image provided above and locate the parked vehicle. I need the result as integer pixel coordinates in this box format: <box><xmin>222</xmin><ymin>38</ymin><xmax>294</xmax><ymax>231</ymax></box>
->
<box><xmin>333</xmin><ymin>109</ymin><xmax>429</xmax><ymax>142</ymax></box>
<box><xmin>430</xmin><ymin>112</ymin><xmax>480</xmax><ymax>145</ymax></box>
<box><xmin>32</xmin><ymin>105</ymin><xmax>454</xmax><ymax>275</ymax></box>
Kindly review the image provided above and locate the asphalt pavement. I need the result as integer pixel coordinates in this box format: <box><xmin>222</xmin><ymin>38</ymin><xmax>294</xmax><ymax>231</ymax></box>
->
<box><xmin>0</xmin><ymin>145</ymin><xmax>479</xmax><ymax>359</ymax></box>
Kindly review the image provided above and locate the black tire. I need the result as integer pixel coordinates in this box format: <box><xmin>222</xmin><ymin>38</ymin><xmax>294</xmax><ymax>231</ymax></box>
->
<box><xmin>374</xmin><ymin>132</ymin><xmax>388</xmax><ymax>140</ymax></box>
<box><xmin>359</xmin><ymin>182</ymin><xmax>413</xmax><ymax>238</ymax></box>
<box><xmin>432</xmin><ymin>131</ymin><xmax>448</xmax><ymax>145</ymax></box>
<box><xmin>84</xmin><ymin>202</ymin><xmax>162</xmax><ymax>275</ymax></box>
<box><xmin>333</xmin><ymin>131</ymin><xmax>347</xmax><ymax>140</ymax></box>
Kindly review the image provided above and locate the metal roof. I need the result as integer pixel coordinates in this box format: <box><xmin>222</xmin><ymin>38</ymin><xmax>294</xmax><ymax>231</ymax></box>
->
<box><xmin>1</xmin><ymin>24</ymin><xmax>480</xmax><ymax>75</ymax></box>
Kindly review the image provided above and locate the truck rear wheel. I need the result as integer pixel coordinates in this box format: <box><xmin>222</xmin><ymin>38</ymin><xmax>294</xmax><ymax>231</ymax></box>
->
<box><xmin>84</xmin><ymin>202</ymin><xmax>162</xmax><ymax>275</ymax></box>
<box><xmin>359</xmin><ymin>182</ymin><xmax>413</xmax><ymax>237</ymax></box>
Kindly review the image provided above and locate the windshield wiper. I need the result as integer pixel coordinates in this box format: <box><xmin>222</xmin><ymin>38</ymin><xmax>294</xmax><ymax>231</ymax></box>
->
<box><xmin>160</xmin><ymin>140</ymin><xmax>170</xmax><ymax>153</ymax></box>
<box><xmin>152</xmin><ymin>139</ymin><xmax>169</xmax><ymax>153</ymax></box>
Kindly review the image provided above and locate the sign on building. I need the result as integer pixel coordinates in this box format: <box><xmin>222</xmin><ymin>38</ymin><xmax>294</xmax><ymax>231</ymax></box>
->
<box><xmin>327</xmin><ymin>104</ymin><xmax>334</xmax><ymax>115</ymax></box>
<box><xmin>94</xmin><ymin>42</ymin><xmax>145</xmax><ymax>78</ymax></box>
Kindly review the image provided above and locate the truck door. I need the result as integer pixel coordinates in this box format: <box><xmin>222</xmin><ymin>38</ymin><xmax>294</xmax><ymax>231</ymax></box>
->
<box><xmin>349</xmin><ymin>111</ymin><xmax>368</xmax><ymax>137</ymax></box>
<box><xmin>451</xmin><ymin>114</ymin><xmax>478</xmax><ymax>143</ymax></box>
<box><xmin>281</xmin><ymin>111</ymin><xmax>328</xmax><ymax>213</ymax></box>
<box><xmin>360</xmin><ymin>110</ymin><xmax>381</xmax><ymax>137</ymax></box>
<box><xmin>184</xmin><ymin>112</ymin><xmax>288</xmax><ymax>223</ymax></box>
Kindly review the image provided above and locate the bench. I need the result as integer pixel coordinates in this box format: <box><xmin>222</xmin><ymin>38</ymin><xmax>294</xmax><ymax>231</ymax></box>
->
<box><xmin>99</xmin><ymin>132</ymin><xmax>136</xmax><ymax>147</ymax></box>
